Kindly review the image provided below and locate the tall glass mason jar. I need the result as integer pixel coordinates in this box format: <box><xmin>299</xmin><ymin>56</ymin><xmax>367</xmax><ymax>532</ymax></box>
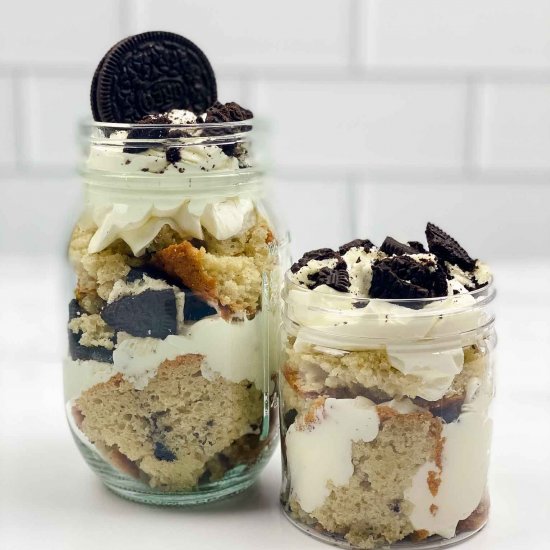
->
<box><xmin>64</xmin><ymin>118</ymin><xmax>286</xmax><ymax>505</ymax></box>
<box><xmin>280</xmin><ymin>276</ymin><xmax>496</xmax><ymax>548</ymax></box>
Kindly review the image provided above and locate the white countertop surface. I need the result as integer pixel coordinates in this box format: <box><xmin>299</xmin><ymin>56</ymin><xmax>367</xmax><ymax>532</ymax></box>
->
<box><xmin>1</xmin><ymin>257</ymin><xmax>549</xmax><ymax>550</ymax></box>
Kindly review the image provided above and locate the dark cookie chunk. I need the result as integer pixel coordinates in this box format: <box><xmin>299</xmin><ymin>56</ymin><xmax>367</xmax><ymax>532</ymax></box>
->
<box><xmin>202</xmin><ymin>101</ymin><xmax>253</xmax><ymax>157</ymax></box>
<box><xmin>426</xmin><ymin>222</ymin><xmax>476</xmax><ymax>271</ymax></box>
<box><xmin>93</xmin><ymin>31</ymin><xmax>217</xmax><ymax>122</ymax></box>
<box><xmin>123</xmin><ymin>113</ymin><xmax>172</xmax><ymax>154</ymax></box>
<box><xmin>101</xmin><ymin>289</ymin><xmax>177</xmax><ymax>338</ymax></box>
<box><xmin>69</xmin><ymin>298</ymin><xmax>84</xmax><ymax>320</ymax></box>
<box><xmin>204</xmin><ymin>101</ymin><xmax>253</xmax><ymax>123</ymax></box>
<box><xmin>338</xmin><ymin>239</ymin><xmax>374</xmax><ymax>255</ymax></box>
<box><xmin>414</xmin><ymin>394</ymin><xmax>464</xmax><ymax>423</ymax></box>
<box><xmin>370</xmin><ymin>256</ymin><xmax>448</xmax><ymax>305</ymax></box>
<box><xmin>153</xmin><ymin>441</ymin><xmax>177</xmax><ymax>462</ymax></box>
<box><xmin>127</xmin><ymin>266</ymin><xmax>217</xmax><ymax>321</ymax></box>
<box><xmin>68</xmin><ymin>330</ymin><xmax>113</xmax><ymax>363</ymax></box>
<box><xmin>408</xmin><ymin>241</ymin><xmax>427</xmax><ymax>253</ymax></box>
<box><xmin>380</xmin><ymin>236</ymin><xmax>416</xmax><ymax>256</ymax></box>
<box><xmin>126</xmin><ymin>265</ymin><xmax>168</xmax><ymax>283</ymax></box>
<box><xmin>166</xmin><ymin>146</ymin><xmax>182</xmax><ymax>164</ymax></box>
<box><xmin>183</xmin><ymin>290</ymin><xmax>217</xmax><ymax>321</ymax></box>
<box><xmin>290</xmin><ymin>248</ymin><xmax>341</xmax><ymax>273</ymax></box>
<box><xmin>283</xmin><ymin>409</ymin><xmax>298</xmax><ymax>429</ymax></box>
<box><xmin>68</xmin><ymin>299</ymin><xmax>114</xmax><ymax>363</ymax></box>
<box><xmin>311</xmin><ymin>267</ymin><xmax>351</xmax><ymax>293</ymax></box>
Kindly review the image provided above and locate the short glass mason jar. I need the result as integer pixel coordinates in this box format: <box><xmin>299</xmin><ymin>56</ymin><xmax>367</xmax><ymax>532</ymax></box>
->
<box><xmin>280</xmin><ymin>275</ymin><xmax>496</xmax><ymax>548</ymax></box>
<box><xmin>64</xmin><ymin>118</ymin><xmax>287</xmax><ymax>505</ymax></box>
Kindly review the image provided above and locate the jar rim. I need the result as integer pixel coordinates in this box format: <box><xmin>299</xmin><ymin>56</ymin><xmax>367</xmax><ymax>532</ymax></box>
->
<box><xmin>80</xmin><ymin>117</ymin><xmax>256</xmax><ymax>132</ymax></box>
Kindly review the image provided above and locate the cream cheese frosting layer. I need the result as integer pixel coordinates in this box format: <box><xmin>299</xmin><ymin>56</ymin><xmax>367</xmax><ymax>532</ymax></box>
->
<box><xmin>64</xmin><ymin>315</ymin><xmax>265</xmax><ymax>395</ymax></box>
<box><xmin>85</xmin><ymin>196</ymin><xmax>257</xmax><ymax>256</ymax></box>
<box><xmin>404</xmin><ymin>373</ymin><xmax>493</xmax><ymax>538</ymax></box>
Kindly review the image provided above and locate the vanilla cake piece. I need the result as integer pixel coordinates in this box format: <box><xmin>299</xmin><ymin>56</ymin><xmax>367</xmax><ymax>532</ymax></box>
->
<box><xmin>74</xmin><ymin>354</ymin><xmax>263</xmax><ymax>490</ymax></box>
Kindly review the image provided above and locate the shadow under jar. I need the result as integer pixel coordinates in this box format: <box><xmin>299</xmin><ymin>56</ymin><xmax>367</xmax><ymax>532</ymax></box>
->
<box><xmin>64</xmin><ymin>118</ymin><xmax>286</xmax><ymax>505</ymax></box>
<box><xmin>280</xmin><ymin>275</ymin><xmax>496</xmax><ymax>548</ymax></box>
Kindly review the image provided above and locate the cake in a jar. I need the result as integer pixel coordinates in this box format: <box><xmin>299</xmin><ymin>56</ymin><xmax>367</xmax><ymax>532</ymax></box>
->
<box><xmin>64</xmin><ymin>32</ymin><xmax>281</xmax><ymax>498</ymax></box>
<box><xmin>280</xmin><ymin>222</ymin><xmax>495</xmax><ymax>548</ymax></box>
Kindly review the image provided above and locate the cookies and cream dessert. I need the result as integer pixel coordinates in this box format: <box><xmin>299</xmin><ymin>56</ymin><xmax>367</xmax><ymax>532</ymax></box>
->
<box><xmin>65</xmin><ymin>32</ymin><xmax>280</xmax><ymax>496</ymax></box>
<box><xmin>280</xmin><ymin>223</ymin><xmax>495</xmax><ymax>548</ymax></box>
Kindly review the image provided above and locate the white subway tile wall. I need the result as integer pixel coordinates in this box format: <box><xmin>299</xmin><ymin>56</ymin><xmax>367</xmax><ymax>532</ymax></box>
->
<box><xmin>1</xmin><ymin>0</ymin><xmax>549</xmax><ymax>259</ymax></box>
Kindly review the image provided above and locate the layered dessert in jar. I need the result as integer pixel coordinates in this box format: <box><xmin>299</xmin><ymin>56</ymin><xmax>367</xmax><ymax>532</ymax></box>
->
<box><xmin>280</xmin><ymin>223</ymin><xmax>495</xmax><ymax>548</ymax></box>
<box><xmin>64</xmin><ymin>32</ymin><xmax>283</xmax><ymax>503</ymax></box>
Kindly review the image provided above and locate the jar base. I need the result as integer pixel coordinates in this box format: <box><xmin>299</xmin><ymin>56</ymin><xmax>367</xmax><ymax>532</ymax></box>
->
<box><xmin>103</xmin><ymin>476</ymin><xmax>257</xmax><ymax>506</ymax></box>
<box><xmin>281</xmin><ymin>505</ymin><xmax>487</xmax><ymax>550</ymax></box>
<box><xmin>76</xmin><ymin>434</ymin><xmax>270</xmax><ymax>506</ymax></box>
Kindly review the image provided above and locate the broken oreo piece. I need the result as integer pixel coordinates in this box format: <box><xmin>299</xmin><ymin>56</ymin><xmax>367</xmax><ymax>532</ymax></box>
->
<box><xmin>202</xmin><ymin>101</ymin><xmax>253</xmax><ymax>157</ymax></box>
<box><xmin>283</xmin><ymin>409</ymin><xmax>298</xmax><ymax>429</ymax></box>
<box><xmin>127</xmin><ymin>266</ymin><xmax>217</xmax><ymax>321</ymax></box>
<box><xmin>68</xmin><ymin>299</ymin><xmax>114</xmax><ymax>363</ymax></box>
<box><xmin>311</xmin><ymin>267</ymin><xmax>351</xmax><ymax>293</ymax></box>
<box><xmin>204</xmin><ymin>101</ymin><xmax>252</xmax><ymax>124</ymax></box>
<box><xmin>408</xmin><ymin>241</ymin><xmax>427</xmax><ymax>253</ymax></box>
<box><xmin>123</xmin><ymin>114</ymin><xmax>172</xmax><ymax>154</ymax></box>
<box><xmin>153</xmin><ymin>441</ymin><xmax>177</xmax><ymax>462</ymax></box>
<box><xmin>370</xmin><ymin>256</ymin><xmax>448</xmax><ymax>305</ymax></box>
<box><xmin>101</xmin><ymin>289</ymin><xmax>177</xmax><ymax>338</ymax></box>
<box><xmin>93</xmin><ymin>31</ymin><xmax>217</xmax><ymax>122</ymax></box>
<box><xmin>290</xmin><ymin>248</ymin><xmax>340</xmax><ymax>273</ymax></box>
<box><xmin>68</xmin><ymin>330</ymin><xmax>114</xmax><ymax>363</ymax></box>
<box><xmin>426</xmin><ymin>222</ymin><xmax>476</xmax><ymax>271</ymax></box>
<box><xmin>380</xmin><ymin>236</ymin><xmax>417</xmax><ymax>256</ymax></box>
<box><xmin>69</xmin><ymin>298</ymin><xmax>84</xmax><ymax>320</ymax></box>
<box><xmin>183</xmin><ymin>289</ymin><xmax>218</xmax><ymax>321</ymax></box>
<box><xmin>166</xmin><ymin>146</ymin><xmax>182</xmax><ymax>164</ymax></box>
<box><xmin>338</xmin><ymin>239</ymin><xmax>374</xmax><ymax>255</ymax></box>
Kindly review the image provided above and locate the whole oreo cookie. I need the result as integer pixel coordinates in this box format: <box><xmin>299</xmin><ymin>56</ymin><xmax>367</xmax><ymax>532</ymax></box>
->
<box><xmin>92</xmin><ymin>31</ymin><xmax>217</xmax><ymax>122</ymax></box>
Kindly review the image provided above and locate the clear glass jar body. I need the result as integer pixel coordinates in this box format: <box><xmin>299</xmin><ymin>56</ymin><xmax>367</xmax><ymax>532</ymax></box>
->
<box><xmin>64</xmin><ymin>120</ymin><xmax>287</xmax><ymax>505</ymax></box>
<box><xmin>280</xmin><ymin>277</ymin><xmax>496</xmax><ymax>548</ymax></box>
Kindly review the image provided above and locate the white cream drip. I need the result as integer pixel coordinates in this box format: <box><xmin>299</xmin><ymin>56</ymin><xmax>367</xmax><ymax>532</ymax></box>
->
<box><xmin>286</xmin><ymin>397</ymin><xmax>380</xmax><ymax>513</ymax></box>
<box><xmin>404</xmin><ymin>373</ymin><xmax>493</xmax><ymax>538</ymax></box>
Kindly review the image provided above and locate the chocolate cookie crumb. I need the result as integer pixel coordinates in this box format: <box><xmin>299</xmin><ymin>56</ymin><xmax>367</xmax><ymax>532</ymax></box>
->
<box><xmin>166</xmin><ymin>147</ymin><xmax>182</xmax><ymax>164</ymax></box>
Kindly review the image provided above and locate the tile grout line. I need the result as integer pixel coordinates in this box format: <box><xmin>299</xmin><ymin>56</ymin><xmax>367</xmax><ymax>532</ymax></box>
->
<box><xmin>11</xmin><ymin>68</ymin><xmax>26</xmax><ymax>172</ymax></box>
<box><xmin>348</xmin><ymin>0</ymin><xmax>364</xmax><ymax>71</ymax></box>
<box><xmin>462</xmin><ymin>75</ymin><xmax>480</xmax><ymax>177</ymax></box>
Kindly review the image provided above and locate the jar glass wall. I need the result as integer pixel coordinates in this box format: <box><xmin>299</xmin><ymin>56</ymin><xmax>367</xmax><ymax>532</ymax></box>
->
<box><xmin>280</xmin><ymin>276</ymin><xmax>496</xmax><ymax>548</ymax></box>
<box><xmin>64</xmin><ymin>119</ymin><xmax>286</xmax><ymax>505</ymax></box>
